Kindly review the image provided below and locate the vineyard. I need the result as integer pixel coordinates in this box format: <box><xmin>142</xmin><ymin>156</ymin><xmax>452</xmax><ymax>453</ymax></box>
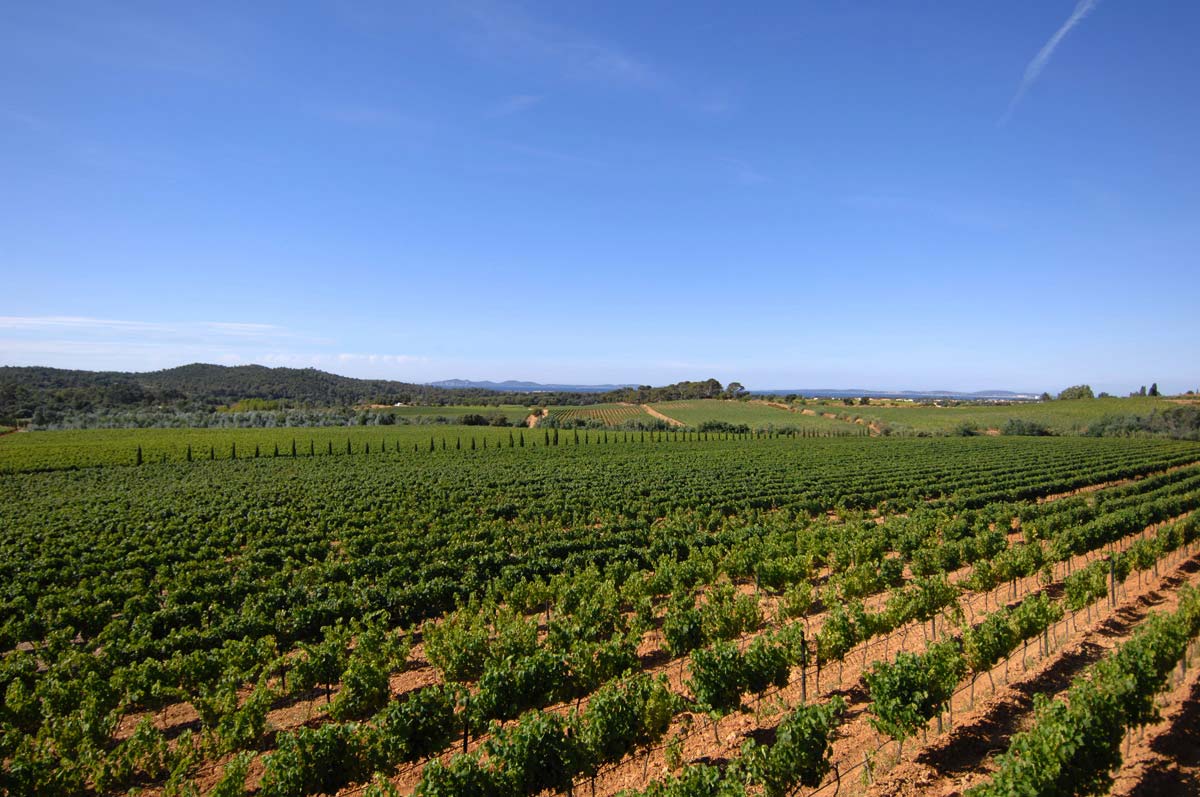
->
<box><xmin>545</xmin><ymin>405</ymin><xmax>652</xmax><ymax>427</ymax></box>
<box><xmin>3</xmin><ymin>434</ymin><xmax>1200</xmax><ymax>797</ymax></box>
<box><xmin>646</xmin><ymin>401</ymin><xmax>855</xmax><ymax>433</ymax></box>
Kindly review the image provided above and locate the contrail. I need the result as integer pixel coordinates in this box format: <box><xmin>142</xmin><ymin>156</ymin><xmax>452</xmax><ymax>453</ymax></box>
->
<box><xmin>1002</xmin><ymin>0</ymin><xmax>1100</xmax><ymax>123</ymax></box>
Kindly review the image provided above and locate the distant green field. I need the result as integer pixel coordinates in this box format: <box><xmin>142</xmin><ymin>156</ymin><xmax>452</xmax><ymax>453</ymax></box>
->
<box><xmin>381</xmin><ymin>404</ymin><xmax>532</xmax><ymax>423</ymax></box>
<box><xmin>546</xmin><ymin>404</ymin><xmax>650</xmax><ymax>425</ymax></box>
<box><xmin>648</xmin><ymin>400</ymin><xmax>861</xmax><ymax>431</ymax></box>
<box><xmin>0</xmin><ymin>425</ymin><xmax>559</xmax><ymax>473</ymax></box>
<box><xmin>840</xmin><ymin>396</ymin><xmax>1179</xmax><ymax>435</ymax></box>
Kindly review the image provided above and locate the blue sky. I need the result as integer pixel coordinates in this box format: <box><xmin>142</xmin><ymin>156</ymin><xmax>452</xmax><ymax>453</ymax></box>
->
<box><xmin>2</xmin><ymin>1</ymin><xmax>1197</xmax><ymax>394</ymax></box>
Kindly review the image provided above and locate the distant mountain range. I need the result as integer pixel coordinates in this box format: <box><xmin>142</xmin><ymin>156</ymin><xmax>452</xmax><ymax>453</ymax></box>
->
<box><xmin>428</xmin><ymin>379</ymin><xmax>638</xmax><ymax>393</ymax></box>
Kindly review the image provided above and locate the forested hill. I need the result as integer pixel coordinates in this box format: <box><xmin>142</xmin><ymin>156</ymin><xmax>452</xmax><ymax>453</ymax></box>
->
<box><xmin>0</xmin><ymin>364</ymin><xmax>740</xmax><ymax>424</ymax></box>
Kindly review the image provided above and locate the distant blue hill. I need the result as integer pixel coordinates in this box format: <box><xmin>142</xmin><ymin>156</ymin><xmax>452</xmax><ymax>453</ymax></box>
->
<box><xmin>428</xmin><ymin>379</ymin><xmax>638</xmax><ymax>393</ymax></box>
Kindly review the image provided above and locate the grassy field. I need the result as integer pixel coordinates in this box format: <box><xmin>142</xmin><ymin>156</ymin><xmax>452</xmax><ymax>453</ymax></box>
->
<box><xmin>834</xmin><ymin>396</ymin><xmax>1179</xmax><ymax>435</ymax></box>
<box><xmin>649</xmin><ymin>399</ymin><xmax>857</xmax><ymax>431</ymax></box>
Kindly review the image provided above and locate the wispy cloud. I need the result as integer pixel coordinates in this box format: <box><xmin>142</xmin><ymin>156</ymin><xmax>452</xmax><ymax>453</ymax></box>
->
<box><xmin>1003</xmin><ymin>0</ymin><xmax>1100</xmax><ymax>123</ymax></box>
<box><xmin>0</xmin><ymin>316</ymin><xmax>296</xmax><ymax>338</ymax></box>
<box><xmin>720</xmin><ymin>158</ymin><xmax>769</xmax><ymax>186</ymax></box>
<box><xmin>489</xmin><ymin>94</ymin><xmax>543</xmax><ymax>117</ymax></box>
<box><xmin>450</xmin><ymin>0</ymin><xmax>664</xmax><ymax>90</ymax></box>
<box><xmin>6</xmin><ymin>5</ymin><xmax>243</xmax><ymax>79</ymax></box>
<box><xmin>843</xmin><ymin>194</ymin><xmax>1008</xmax><ymax>231</ymax></box>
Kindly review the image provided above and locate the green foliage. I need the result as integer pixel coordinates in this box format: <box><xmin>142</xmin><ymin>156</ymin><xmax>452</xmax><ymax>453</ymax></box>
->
<box><xmin>1057</xmin><ymin>385</ymin><xmax>1096</xmax><ymax>401</ymax></box>
<box><xmin>740</xmin><ymin>697</ymin><xmax>845</xmax><ymax>796</ymax></box>
<box><xmin>294</xmin><ymin>621</ymin><xmax>351</xmax><ymax>702</ymax></box>
<box><xmin>638</xmin><ymin>763</ymin><xmax>747</xmax><ymax>797</ymax></box>
<box><xmin>414</xmin><ymin>754</ymin><xmax>499</xmax><ymax>797</ymax></box>
<box><xmin>1001</xmin><ymin>418</ymin><xmax>1052</xmax><ymax>436</ymax></box>
<box><xmin>471</xmin><ymin>649</ymin><xmax>568</xmax><ymax>726</ymax></box>
<box><xmin>483</xmin><ymin>710</ymin><xmax>580</xmax><ymax>796</ymax></box>
<box><xmin>258</xmin><ymin>723</ymin><xmax>367</xmax><ymax>797</ymax></box>
<box><xmin>689</xmin><ymin>641</ymin><xmax>744</xmax><ymax>715</ymax></box>
<box><xmin>969</xmin><ymin>586</ymin><xmax>1200</xmax><ymax>797</ymax></box>
<box><xmin>741</xmin><ymin>635</ymin><xmax>790</xmax><ymax>696</ymax></box>
<box><xmin>329</xmin><ymin>617</ymin><xmax>407</xmax><ymax>721</ymax></box>
<box><xmin>663</xmin><ymin>595</ymin><xmax>706</xmax><ymax>658</ymax></box>
<box><xmin>367</xmin><ymin>684</ymin><xmax>461</xmax><ymax>768</ymax></box>
<box><xmin>209</xmin><ymin>751</ymin><xmax>253</xmax><ymax>797</ymax></box>
<box><xmin>865</xmin><ymin>640</ymin><xmax>965</xmax><ymax>744</ymax></box>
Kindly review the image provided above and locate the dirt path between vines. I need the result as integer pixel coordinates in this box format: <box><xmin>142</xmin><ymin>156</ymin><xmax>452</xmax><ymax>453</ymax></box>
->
<box><xmin>1109</xmin><ymin>644</ymin><xmax>1200</xmax><ymax>797</ymax></box>
<box><xmin>864</xmin><ymin>553</ymin><xmax>1200</xmax><ymax>797</ymax></box>
<box><xmin>642</xmin><ymin>405</ymin><xmax>685</xmax><ymax>427</ymax></box>
<box><xmin>572</xmin><ymin>538</ymin><xmax>1200</xmax><ymax>797</ymax></box>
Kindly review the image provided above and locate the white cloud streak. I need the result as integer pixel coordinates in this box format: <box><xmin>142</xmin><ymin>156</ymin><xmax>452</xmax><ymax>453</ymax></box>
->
<box><xmin>1003</xmin><ymin>0</ymin><xmax>1100</xmax><ymax>123</ymax></box>
<box><xmin>452</xmin><ymin>0</ymin><xmax>663</xmax><ymax>90</ymax></box>
<box><xmin>0</xmin><ymin>316</ymin><xmax>293</xmax><ymax>339</ymax></box>
<box><xmin>490</xmin><ymin>94</ymin><xmax>543</xmax><ymax>117</ymax></box>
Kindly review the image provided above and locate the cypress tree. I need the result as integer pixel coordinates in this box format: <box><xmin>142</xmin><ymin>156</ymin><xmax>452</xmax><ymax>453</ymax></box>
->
<box><xmin>292</xmin><ymin>439</ymin><xmax>297</xmax><ymax>457</ymax></box>
<box><xmin>232</xmin><ymin>442</ymin><xmax>237</xmax><ymax>459</ymax></box>
<box><xmin>186</xmin><ymin>444</ymin><xmax>192</xmax><ymax>462</ymax></box>
<box><xmin>471</xmin><ymin>437</ymin><xmax>476</xmax><ymax>450</ymax></box>
<box><xmin>273</xmin><ymin>443</ymin><xmax>279</xmax><ymax>457</ymax></box>
<box><xmin>509</xmin><ymin>432</ymin><xmax>515</xmax><ymax>447</ymax></box>
<box><xmin>365</xmin><ymin>442</ymin><xmax>370</xmax><ymax>454</ymax></box>
<box><xmin>346</xmin><ymin>438</ymin><xmax>352</xmax><ymax>455</ymax></box>
<box><xmin>442</xmin><ymin>438</ymin><xmax>446</xmax><ymax>450</ymax></box>
<box><xmin>255</xmin><ymin>445</ymin><xmax>260</xmax><ymax>458</ymax></box>
<box><xmin>328</xmin><ymin>441</ymin><xmax>334</xmax><ymax>455</ymax></box>
<box><xmin>573</xmin><ymin>430</ymin><xmax>579</xmax><ymax>445</ymax></box>
<box><xmin>429</xmin><ymin>437</ymin><xmax>435</xmax><ymax>452</ymax></box>
<box><xmin>553</xmin><ymin>429</ymin><xmax>559</xmax><ymax>446</ymax></box>
<box><xmin>210</xmin><ymin>446</ymin><xmax>215</xmax><ymax>460</ymax></box>
<box><xmin>136</xmin><ymin>445</ymin><xmax>143</xmax><ymax>466</ymax></box>
<box><xmin>520</xmin><ymin>431</ymin><xmax>525</xmax><ymax>447</ymax></box>
<box><xmin>584</xmin><ymin>431</ymin><xmax>589</xmax><ymax>444</ymax></box>
<box><xmin>310</xmin><ymin>440</ymin><xmax>315</xmax><ymax>456</ymax></box>
<box><xmin>457</xmin><ymin>437</ymin><xmax>461</xmax><ymax>450</ymax></box>
<box><xmin>545</xmin><ymin>430</ymin><xmax>550</xmax><ymax>446</ymax></box>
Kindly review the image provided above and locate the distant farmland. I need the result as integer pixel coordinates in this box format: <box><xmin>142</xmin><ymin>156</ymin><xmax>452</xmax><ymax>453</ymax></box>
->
<box><xmin>546</xmin><ymin>403</ymin><xmax>650</xmax><ymax>426</ymax></box>
<box><xmin>648</xmin><ymin>399</ymin><xmax>857</xmax><ymax>431</ymax></box>
<box><xmin>842</xmin><ymin>396</ymin><xmax>1181</xmax><ymax>435</ymax></box>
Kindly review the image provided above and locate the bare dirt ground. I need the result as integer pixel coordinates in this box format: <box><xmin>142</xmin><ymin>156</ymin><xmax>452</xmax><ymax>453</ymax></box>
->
<box><xmin>525</xmin><ymin>408</ymin><xmax>548</xmax><ymax>428</ymax></box>
<box><xmin>641</xmin><ymin>405</ymin><xmax>685</xmax><ymax>427</ymax></box>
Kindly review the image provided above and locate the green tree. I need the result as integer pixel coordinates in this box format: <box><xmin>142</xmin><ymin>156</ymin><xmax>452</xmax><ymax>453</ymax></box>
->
<box><xmin>1057</xmin><ymin>384</ymin><xmax>1095</xmax><ymax>400</ymax></box>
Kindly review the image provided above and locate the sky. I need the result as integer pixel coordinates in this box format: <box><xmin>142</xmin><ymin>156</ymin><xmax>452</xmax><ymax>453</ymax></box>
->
<box><xmin>2</xmin><ymin>1</ymin><xmax>1198</xmax><ymax>394</ymax></box>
